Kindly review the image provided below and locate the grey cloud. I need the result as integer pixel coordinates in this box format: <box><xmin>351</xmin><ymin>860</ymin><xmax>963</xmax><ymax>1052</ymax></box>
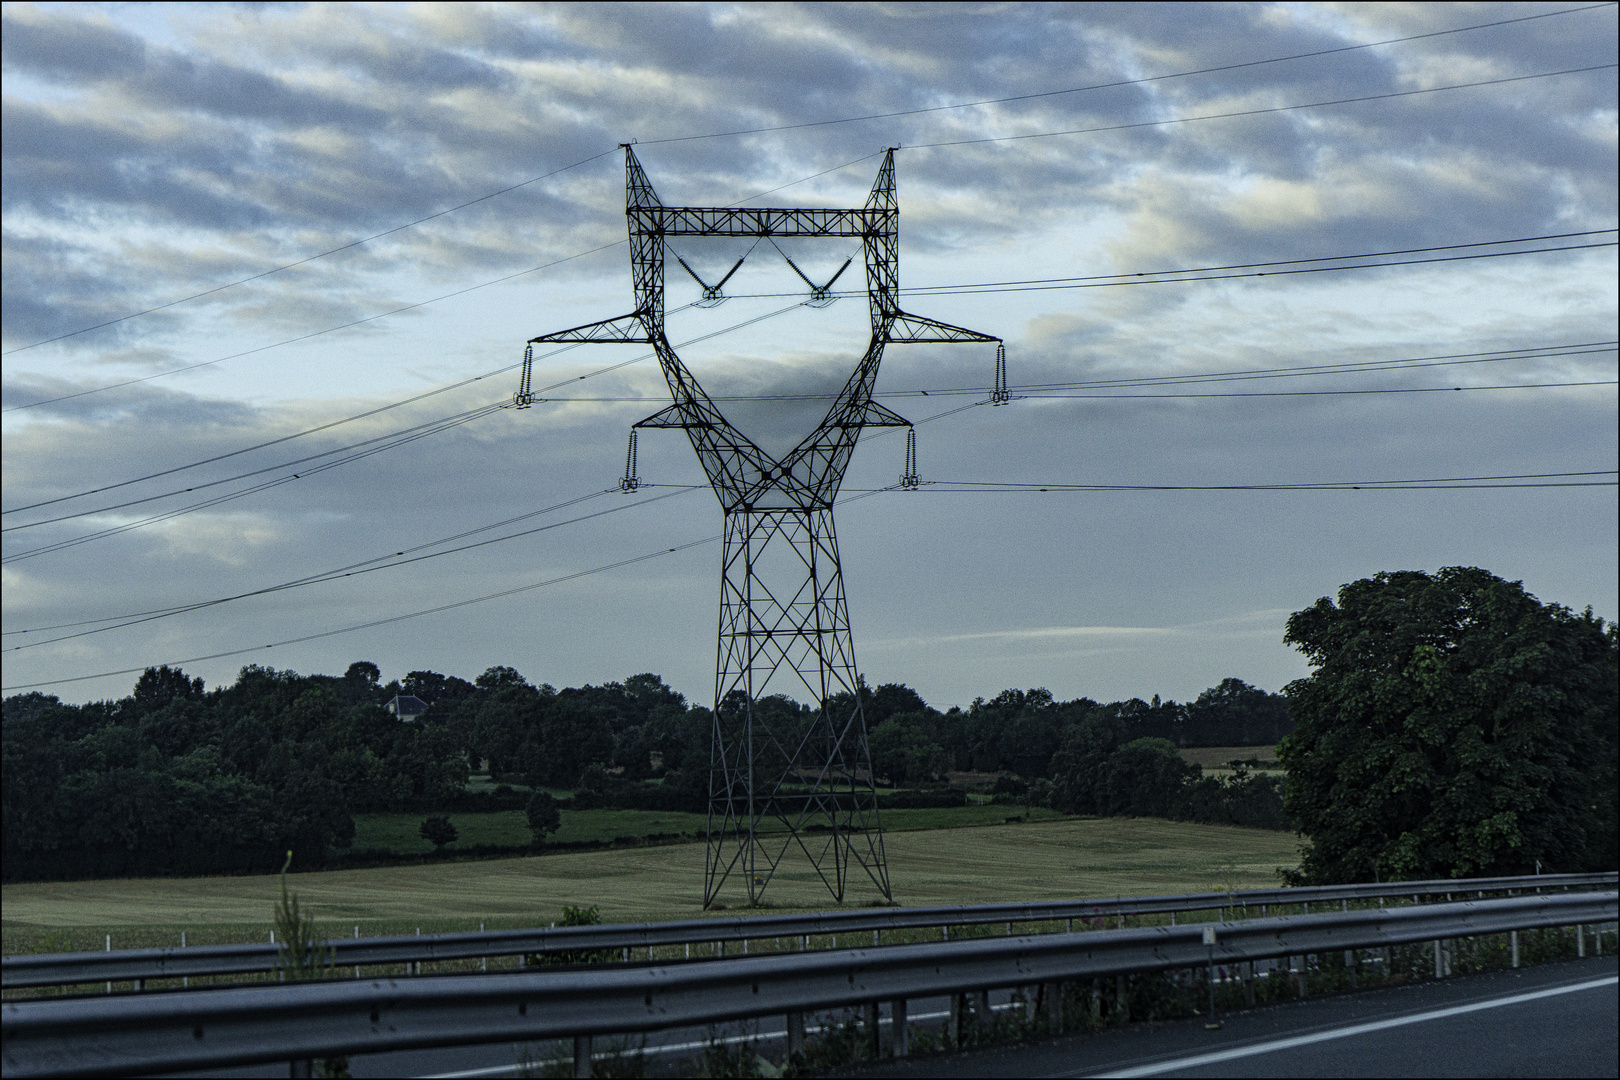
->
<box><xmin>3</xmin><ymin>3</ymin><xmax>1613</xmax><ymax>702</ymax></box>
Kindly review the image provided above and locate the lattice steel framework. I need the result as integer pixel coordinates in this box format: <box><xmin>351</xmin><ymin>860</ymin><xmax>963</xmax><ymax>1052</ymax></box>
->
<box><xmin>523</xmin><ymin>147</ymin><xmax>1000</xmax><ymax>907</ymax></box>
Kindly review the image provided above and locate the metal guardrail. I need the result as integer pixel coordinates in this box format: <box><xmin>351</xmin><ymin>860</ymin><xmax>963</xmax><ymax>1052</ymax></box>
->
<box><xmin>4</xmin><ymin>871</ymin><xmax>1611</xmax><ymax>991</ymax></box>
<box><xmin>4</xmin><ymin>890</ymin><xmax>1614</xmax><ymax>1078</ymax></box>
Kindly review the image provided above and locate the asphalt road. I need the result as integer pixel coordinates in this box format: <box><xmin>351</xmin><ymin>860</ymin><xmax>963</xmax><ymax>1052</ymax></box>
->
<box><xmin>170</xmin><ymin>955</ymin><xmax>1616</xmax><ymax>1078</ymax></box>
<box><xmin>846</xmin><ymin>956</ymin><xmax>1619</xmax><ymax>1079</ymax></box>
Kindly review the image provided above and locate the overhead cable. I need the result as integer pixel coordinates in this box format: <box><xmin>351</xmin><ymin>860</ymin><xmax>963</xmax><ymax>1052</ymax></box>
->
<box><xmin>6</xmin><ymin>487</ymin><xmax>702</xmax><ymax>650</ymax></box>
<box><xmin>0</xmin><ymin>242</ymin><xmax>627</xmax><ymax>414</ymax></box>
<box><xmin>9</xmin><ymin>462</ymin><xmax>1614</xmax><ymax>692</ymax></box>
<box><xmin>0</xmin><ymin>536</ymin><xmax>723</xmax><ymax>693</ymax></box>
<box><xmin>532</xmin><ymin>343</ymin><xmax>1619</xmax><ymax>404</ymax></box>
<box><xmin>889</xmin><ymin>471</ymin><xmax>1618</xmax><ymax>492</ymax></box>
<box><xmin>1</xmin><ymin>304</ymin><xmax>801</xmax><ymax>542</ymax></box>
<box><xmin>9</xmin><ymin>3</ymin><xmax>1610</xmax><ymax>359</ymax></box>
<box><xmin>0</xmin><ymin>151</ymin><xmax>624</xmax><ymax>357</ymax></box>
<box><xmin>904</xmin><ymin>63</ymin><xmax>1620</xmax><ymax>150</ymax></box>
<box><xmin>646</xmin><ymin>3</ymin><xmax>1618</xmax><ymax>146</ymax></box>
<box><xmin>0</xmin><ymin>403</ymin><xmax>507</xmax><ymax>564</ymax></box>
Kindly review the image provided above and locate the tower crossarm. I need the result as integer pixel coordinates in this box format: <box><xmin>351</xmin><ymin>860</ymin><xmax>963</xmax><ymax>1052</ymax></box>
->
<box><xmin>629</xmin><ymin>206</ymin><xmax>891</xmax><ymax>238</ymax></box>
<box><xmin>883</xmin><ymin>311</ymin><xmax>1000</xmax><ymax>344</ymax></box>
<box><xmin>528</xmin><ymin>312</ymin><xmax>653</xmax><ymax>344</ymax></box>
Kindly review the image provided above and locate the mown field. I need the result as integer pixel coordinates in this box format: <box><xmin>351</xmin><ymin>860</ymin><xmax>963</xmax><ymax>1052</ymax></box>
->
<box><xmin>350</xmin><ymin>803</ymin><xmax>1063</xmax><ymax>855</ymax></box>
<box><xmin>0</xmin><ymin>816</ymin><xmax>1299</xmax><ymax>954</ymax></box>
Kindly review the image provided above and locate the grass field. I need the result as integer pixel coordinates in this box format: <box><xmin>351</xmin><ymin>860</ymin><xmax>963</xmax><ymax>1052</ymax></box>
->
<box><xmin>352</xmin><ymin>804</ymin><xmax>1065</xmax><ymax>855</ymax></box>
<box><xmin>1179</xmin><ymin>745</ymin><xmax>1282</xmax><ymax>775</ymax></box>
<box><xmin>1</xmin><ymin>817</ymin><xmax>1299</xmax><ymax>954</ymax></box>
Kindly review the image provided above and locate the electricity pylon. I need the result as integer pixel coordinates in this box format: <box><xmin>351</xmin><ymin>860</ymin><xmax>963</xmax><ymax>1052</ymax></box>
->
<box><xmin>521</xmin><ymin>147</ymin><xmax>1001</xmax><ymax>907</ymax></box>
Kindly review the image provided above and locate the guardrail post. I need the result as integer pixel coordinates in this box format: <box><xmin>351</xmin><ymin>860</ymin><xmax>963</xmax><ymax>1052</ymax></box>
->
<box><xmin>865</xmin><ymin>1001</ymin><xmax>881</xmax><ymax>1057</ymax></box>
<box><xmin>786</xmin><ymin>1010</ymin><xmax>805</xmax><ymax>1060</ymax></box>
<box><xmin>1511</xmin><ymin>929</ymin><xmax>1520</xmax><ymax>968</ymax></box>
<box><xmin>573</xmin><ymin>1035</ymin><xmax>592</xmax><ymax>1078</ymax></box>
<box><xmin>976</xmin><ymin>989</ymin><xmax>992</xmax><ymax>1035</ymax></box>
<box><xmin>289</xmin><ymin>1059</ymin><xmax>312</xmax><ymax>1078</ymax></box>
<box><xmin>948</xmin><ymin>992</ymin><xmax>964</xmax><ymax>1046</ymax></box>
<box><xmin>1116</xmin><ymin>973</ymin><xmax>1130</xmax><ymax>1021</ymax></box>
<box><xmin>1044</xmin><ymin>981</ymin><xmax>1061</xmax><ymax>1031</ymax></box>
<box><xmin>892</xmin><ymin>998</ymin><xmax>908</xmax><ymax>1057</ymax></box>
<box><xmin>1243</xmin><ymin>961</ymin><xmax>1255</xmax><ymax>1007</ymax></box>
<box><xmin>1576</xmin><ymin>925</ymin><xmax>1586</xmax><ymax>958</ymax></box>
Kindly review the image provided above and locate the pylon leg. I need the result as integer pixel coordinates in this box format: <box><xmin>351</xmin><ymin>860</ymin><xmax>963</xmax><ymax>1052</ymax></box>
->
<box><xmin>704</xmin><ymin>507</ymin><xmax>890</xmax><ymax>908</ymax></box>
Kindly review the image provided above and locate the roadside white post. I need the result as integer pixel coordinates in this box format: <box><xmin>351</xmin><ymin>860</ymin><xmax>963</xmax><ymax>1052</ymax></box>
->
<box><xmin>1511</xmin><ymin>929</ymin><xmax>1520</xmax><ymax>968</ymax></box>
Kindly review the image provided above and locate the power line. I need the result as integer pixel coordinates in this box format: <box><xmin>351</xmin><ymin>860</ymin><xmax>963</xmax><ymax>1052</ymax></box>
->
<box><xmin>0</xmin><ymin>157</ymin><xmax>881</xmax><ymax>415</ymax></box>
<box><xmin>8</xmin><ymin>3</ymin><xmax>1611</xmax><ymax>361</ymax></box>
<box><xmin>12</xmin><ymin>334</ymin><xmax>1607</xmax><ymax>544</ymax></box>
<box><xmin>3</xmin><ymin>400</ymin><xmax>508</xmax><ymax>532</ymax></box>
<box><xmin>3</xmin><ymin>487</ymin><xmax>617</xmax><ymax>636</ymax></box>
<box><xmin>0</xmin><ymin>242</ymin><xmax>627</xmax><ymax>414</ymax></box>
<box><xmin>530</xmin><ymin>344</ymin><xmax>1619</xmax><ymax>404</ymax></box>
<box><xmin>646</xmin><ymin>3</ymin><xmax>1618</xmax><ymax>147</ymax></box>
<box><xmin>0</xmin><ymin>535</ymin><xmax>723</xmax><ymax>694</ymax></box>
<box><xmin>895</xmin><ymin>232</ymin><xmax>1618</xmax><ymax>294</ymax></box>
<box><xmin>1</xmin><ymin>403</ymin><xmax>508</xmax><ymax>564</ymax></box>
<box><xmin>904</xmin><ymin>63</ymin><xmax>1619</xmax><ymax>150</ymax></box>
<box><xmin>10</xmin><ymin>462</ymin><xmax>1613</xmax><ymax>693</ymax></box>
<box><xmin>5</xmin><ymin>487</ymin><xmax>702</xmax><ymax>650</ymax></box>
<box><xmin>24</xmin><ymin>231</ymin><xmax>1588</xmax><ymax>497</ymax></box>
<box><xmin>0</xmin><ymin>152</ymin><xmax>624</xmax><ymax>357</ymax></box>
<box><xmin>1</xmin><ymin>341</ymin><xmax>590</xmax><ymax>515</ymax></box>
<box><xmin>895</xmin><ymin>241</ymin><xmax>1618</xmax><ymax>296</ymax></box>
<box><xmin>1</xmin><ymin>304</ymin><xmax>803</xmax><ymax>545</ymax></box>
<box><xmin>887</xmin><ymin>471</ymin><xmax>1618</xmax><ymax>493</ymax></box>
<box><xmin>723</xmin><ymin>238</ymin><xmax>1616</xmax><ymax>303</ymax></box>
<box><xmin>1017</xmin><ymin>380</ymin><xmax>1616</xmax><ymax>400</ymax></box>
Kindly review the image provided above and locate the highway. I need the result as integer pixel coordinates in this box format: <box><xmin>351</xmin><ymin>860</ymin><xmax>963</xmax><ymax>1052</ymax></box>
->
<box><xmin>170</xmin><ymin>955</ymin><xmax>1616</xmax><ymax>1077</ymax></box>
<box><xmin>850</xmin><ymin>956</ymin><xmax>1618</xmax><ymax>1079</ymax></box>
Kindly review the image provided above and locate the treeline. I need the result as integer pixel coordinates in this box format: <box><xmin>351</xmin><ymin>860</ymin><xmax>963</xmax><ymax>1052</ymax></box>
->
<box><xmin>1</xmin><ymin>664</ymin><xmax>1291</xmax><ymax>882</ymax></box>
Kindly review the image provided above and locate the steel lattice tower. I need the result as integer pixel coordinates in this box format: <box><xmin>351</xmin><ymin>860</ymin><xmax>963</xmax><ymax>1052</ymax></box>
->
<box><xmin>522</xmin><ymin>147</ymin><xmax>1000</xmax><ymax>907</ymax></box>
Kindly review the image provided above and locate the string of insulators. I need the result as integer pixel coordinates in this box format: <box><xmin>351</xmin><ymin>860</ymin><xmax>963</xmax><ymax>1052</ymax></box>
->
<box><xmin>901</xmin><ymin>427</ymin><xmax>919</xmax><ymax>490</ymax></box>
<box><xmin>514</xmin><ymin>344</ymin><xmax>534</xmax><ymax>409</ymax></box>
<box><xmin>620</xmin><ymin>429</ymin><xmax>640</xmax><ymax>492</ymax></box>
<box><xmin>992</xmin><ymin>343</ymin><xmax>1009</xmax><ymax>405</ymax></box>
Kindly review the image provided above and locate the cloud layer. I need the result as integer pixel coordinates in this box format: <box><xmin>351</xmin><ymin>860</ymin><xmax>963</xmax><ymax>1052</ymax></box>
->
<box><xmin>3</xmin><ymin>2</ymin><xmax>1616</xmax><ymax>705</ymax></box>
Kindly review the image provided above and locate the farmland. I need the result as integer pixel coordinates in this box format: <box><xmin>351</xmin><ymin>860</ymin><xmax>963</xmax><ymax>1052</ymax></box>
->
<box><xmin>349</xmin><ymin>803</ymin><xmax>1065</xmax><ymax>855</ymax></box>
<box><xmin>0</xmin><ymin>816</ymin><xmax>1299</xmax><ymax>955</ymax></box>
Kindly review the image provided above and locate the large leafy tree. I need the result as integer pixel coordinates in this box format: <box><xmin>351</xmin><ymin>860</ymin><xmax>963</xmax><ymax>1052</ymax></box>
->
<box><xmin>1279</xmin><ymin>567</ymin><xmax>1618</xmax><ymax>883</ymax></box>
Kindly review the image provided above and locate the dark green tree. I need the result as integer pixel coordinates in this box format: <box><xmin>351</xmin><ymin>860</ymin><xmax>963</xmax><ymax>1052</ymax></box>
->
<box><xmin>418</xmin><ymin>815</ymin><xmax>458</xmax><ymax>850</ymax></box>
<box><xmin>525</xmin><ymin>790</ymin><xmax>562</xmax><ymax>845</ymax></box>
<box><xmin>1279</xmin><ymin>567</ymin><xmax>1618</xmax><ymax>883</ymax></box>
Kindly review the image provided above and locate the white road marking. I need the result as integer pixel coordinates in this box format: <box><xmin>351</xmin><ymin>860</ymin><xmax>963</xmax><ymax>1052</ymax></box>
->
<box><xmin>1082</xmin><ymin>974</ymin><xmax>1619</xmax><ymax>1078</ymax></box>
<box><xmin>420</xmin><ymin>1007</ymin><xmax>963</xmax><ymax>1077</ymax></box>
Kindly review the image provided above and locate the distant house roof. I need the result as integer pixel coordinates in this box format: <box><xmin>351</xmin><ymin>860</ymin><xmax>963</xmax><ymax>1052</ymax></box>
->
<box><xmin>386</xmin><ymin>694</ymin><xmax>429</xmax><ymax>720</ymax></box>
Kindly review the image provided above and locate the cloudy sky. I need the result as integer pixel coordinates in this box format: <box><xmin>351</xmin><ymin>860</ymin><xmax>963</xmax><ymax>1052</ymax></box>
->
<box><xmin>3</xmin><ymin>1</ymin><xmax>1616</xmax><ymax>709</ymax></box>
